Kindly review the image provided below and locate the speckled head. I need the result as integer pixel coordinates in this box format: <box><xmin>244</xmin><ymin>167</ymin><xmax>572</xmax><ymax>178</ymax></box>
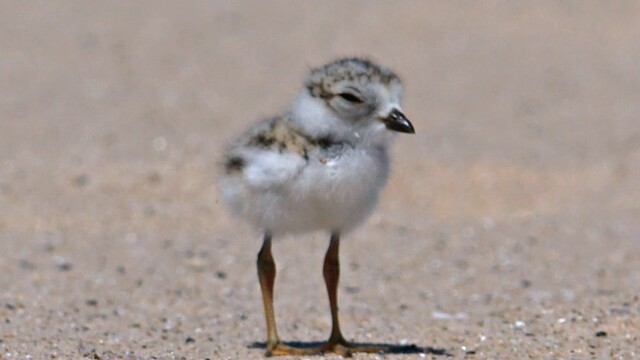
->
<box><xmin>302</xmin><ymin>58</ymin><xmax>414</xmax><ymax>134</ymax></box>
<box><xmin>306</xmin><ymin>58</ymin><xmax>400</xmax><ymax>98</ymax></box>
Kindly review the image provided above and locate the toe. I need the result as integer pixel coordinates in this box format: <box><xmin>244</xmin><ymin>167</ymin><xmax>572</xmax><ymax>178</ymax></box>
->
<box><xmin>332</xmin><ymin>344</ymin><xmax>353</xmax><ymax>357</ymax></box>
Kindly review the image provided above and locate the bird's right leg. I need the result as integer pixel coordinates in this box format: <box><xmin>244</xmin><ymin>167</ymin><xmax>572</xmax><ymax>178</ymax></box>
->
<box><xmin>257</xmin><ymin>232</ymin><xmax>280</xmax><ymax>353</ymax></box>
<box><xmin>256</xmin><ymin>232</ymin><xmax>308</xmax><ymax>356</ymax></box>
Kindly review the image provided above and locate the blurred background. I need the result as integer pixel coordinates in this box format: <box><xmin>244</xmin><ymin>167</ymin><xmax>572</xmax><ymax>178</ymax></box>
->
<box><xmin>1</xmin><ymin>2</ymin><xmax>639</xmax><ymax>359</ymax></box>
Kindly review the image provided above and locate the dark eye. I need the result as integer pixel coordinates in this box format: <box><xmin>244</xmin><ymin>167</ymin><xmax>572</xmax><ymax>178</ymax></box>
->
<box><xmin>337</xmin><ymin>92</ymin><xmax>364</xmax><ymax>104</ymax></box>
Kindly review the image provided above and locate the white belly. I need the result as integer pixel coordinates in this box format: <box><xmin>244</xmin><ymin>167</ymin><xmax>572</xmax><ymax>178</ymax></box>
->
<box><xmin>221</xmin><ymin>146</ymin><xmax>389</xmax><ymax>235</ymax></box>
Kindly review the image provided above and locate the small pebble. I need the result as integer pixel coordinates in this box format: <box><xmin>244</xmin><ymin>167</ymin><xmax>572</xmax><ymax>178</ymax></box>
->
<box><xmin>153</xmin><ymin>137</ymin><xmax>168</xmax><ymax>152</ymax></box>
<box><xmin>345</xmin><ymin>286</ymin><xmax>359</xmax><ymax>294</ymax></box>
<box><xmin>73</xmin><ymin>174</ymin><xmax>90</xmax><ymax>187</ymax></box>
<box><xmin>19</xmin><ymin>260</ymin><xmax>36</xmax><ymax>270</ymax></box>
<box><xmin>57</xmin><ymin>262</ymin><xmax>73</xmax><ymax>271</ymax></box>
<box><xmin>216</xmin><ymin>271</ymin><xmax>227</xmax><ymax>279</ymax></box>
<box><xmin>143</xmin><ymin>205</ymin><xmax>156</xmax><ymax>216</ymax></box>
<box><xmin>185</xmin><ymin>336</ymin><xmax>196</xmax><ymax>344</ymax></box>
<box><xmin>147</xmin><ymin>171</ymin><xmax>162</xmax><ymax>184</ymax></box>
<box><xmin>187</xmin><ymin>258</ymin><xmax>206</xmax><ymax>271</ymax></box>
<box><xmin>595</xmin><ymin>331</ymin><xmax>607</xmax><ymax>337</ymax></box>
<box><xmin>86</xmin><ymin>299</ymin><xmax>98</xmax><ymax>307</ymax></box>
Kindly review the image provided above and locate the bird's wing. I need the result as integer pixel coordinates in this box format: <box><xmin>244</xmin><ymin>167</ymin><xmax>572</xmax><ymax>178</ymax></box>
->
<box><xmin>240</xmin><ymin>149</ymin><xmax>306</xmax><ymax>189</ymax></box>
<box><xmin>223</xmin><ymin>116</ymin><xmax>312</xmax><ymax>190</ymax></box>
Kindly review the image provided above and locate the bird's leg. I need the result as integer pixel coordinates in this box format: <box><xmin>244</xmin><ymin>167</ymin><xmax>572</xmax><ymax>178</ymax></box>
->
<box><xmin>324</xmin><ymin>232</ymin><xmax>346</xmax><ymax>343</ymax></box>
<box><xmin>256</xmin><ymin>231</ymin><xmax>385</xmax><ymax>357</ymax></box>
<box><xmin>320</xmin><ymin>231</ymin><xmax>388</xmax><ymax>356</ymax></box>
<box><xmin>257</xmin><ymin>232</ymin><xmax>314</xmax><ymax>356</ymax></box>
<box><xmin>257</xmin><ymin>232</ymin><xmax>280</xmax><ymax>351</ymax></box>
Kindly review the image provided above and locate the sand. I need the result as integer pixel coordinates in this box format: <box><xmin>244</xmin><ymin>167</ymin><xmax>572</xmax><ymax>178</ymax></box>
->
<box><xmin>1</xmin><ymin>2</ymin><xmax>639</xmax><ymax>359</ymax></box>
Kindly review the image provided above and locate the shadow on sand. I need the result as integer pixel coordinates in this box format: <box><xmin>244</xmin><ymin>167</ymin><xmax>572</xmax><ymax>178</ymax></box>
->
<box><xmin>248</xmin><ymin>341</ymin><xmax>452</xmax><ymax>356</ymax></box>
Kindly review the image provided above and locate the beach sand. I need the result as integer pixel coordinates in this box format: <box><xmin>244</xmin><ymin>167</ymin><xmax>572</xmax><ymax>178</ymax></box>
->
<box><xmin>1</xmin><ymin>2</ymin><xmax>639</xmax><ymax>359</ymax></box>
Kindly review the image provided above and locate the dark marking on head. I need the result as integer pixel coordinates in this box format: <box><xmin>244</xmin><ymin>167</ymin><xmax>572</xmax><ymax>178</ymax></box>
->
<box><xmin>306</xmin><ymin>57</ymin><xmax>401</xmax><ymax>99</ymax></box>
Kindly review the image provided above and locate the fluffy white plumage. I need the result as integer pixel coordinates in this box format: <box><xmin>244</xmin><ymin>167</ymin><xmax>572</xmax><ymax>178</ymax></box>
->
<box><xmin>219</xmin><ymin>58</ymin><xmax>414</xmax><ymax>235</ymax></box>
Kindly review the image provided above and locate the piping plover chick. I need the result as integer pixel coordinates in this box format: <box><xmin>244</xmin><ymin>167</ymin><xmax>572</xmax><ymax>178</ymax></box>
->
<box><xmin>219</xmin><ymin>58</ymin><xmax>414</xmax><ymax>357</ymax></box>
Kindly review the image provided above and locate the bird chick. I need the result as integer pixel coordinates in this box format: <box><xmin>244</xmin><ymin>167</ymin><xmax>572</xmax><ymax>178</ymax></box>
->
<box><xmin>219</xmin><ymin>57</ymin><xmax>414</xmax><ymax>357</ymax></box>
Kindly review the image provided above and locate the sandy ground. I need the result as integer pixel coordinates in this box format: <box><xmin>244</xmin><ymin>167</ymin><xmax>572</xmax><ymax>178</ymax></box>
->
<box><xmin>1</xmin><ymin>2</ymin><xmax>640</xmax><ymax>359</ymax></box>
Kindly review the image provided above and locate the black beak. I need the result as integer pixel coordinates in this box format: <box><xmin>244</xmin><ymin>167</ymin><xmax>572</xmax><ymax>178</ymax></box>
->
<box><xmin>382</xmin><ymin>109</ymin><xmax>415</xmax><ymax>134</ymax></box>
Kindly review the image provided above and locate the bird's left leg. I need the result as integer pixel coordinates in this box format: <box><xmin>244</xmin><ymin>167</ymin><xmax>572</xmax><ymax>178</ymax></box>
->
<box><xmin>319</xmin><ymin>231</ymin><xmax>388</xmax><ymax>356</ymax></box>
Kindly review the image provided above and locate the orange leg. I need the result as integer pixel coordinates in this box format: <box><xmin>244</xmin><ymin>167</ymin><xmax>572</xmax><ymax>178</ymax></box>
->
<box><xmin>257</xmin><ymin>232</ymin><xmax>279</xmax><ymax>349</ymax></box>
<box><xmin>320</xmin><ymin>232</ymin><xmax>387</xmax><ymax>356</ymax></box>
<box><xmin>256</xmin><ymin>232</ymin><xmax>386</xmax><ymax>357</ymax></box>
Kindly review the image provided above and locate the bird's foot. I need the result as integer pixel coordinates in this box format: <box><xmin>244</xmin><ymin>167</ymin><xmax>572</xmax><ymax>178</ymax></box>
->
<box><xmin>265</xmin><ymin>339</ymin><xmax>387</xmax><ymax>357</ymax></box>
<box><xmin>266</xmin><ymin>342</ymin><xmax>315</xmax><ymax>357</ymax></box>
<box><xmin>329</xmin><ymin>338</ymin><xmax>388</xmax><ymax>357</ymax></box>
